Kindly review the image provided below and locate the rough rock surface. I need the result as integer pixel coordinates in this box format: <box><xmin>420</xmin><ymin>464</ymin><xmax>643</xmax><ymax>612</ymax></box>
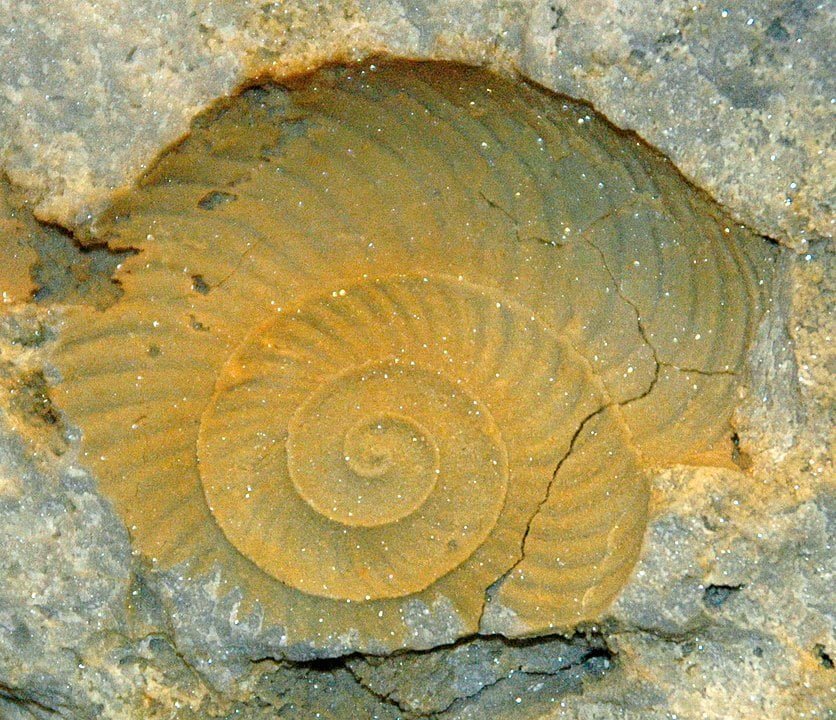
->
<box><xmin>0</xmin><ymin>1</ymin><xmax>832</xmax><ymax>719</ymax></box>
<box><xmin>0</xmin><ymin>0</ymin><xmax>832</xmax><ymax>247</ymax></box>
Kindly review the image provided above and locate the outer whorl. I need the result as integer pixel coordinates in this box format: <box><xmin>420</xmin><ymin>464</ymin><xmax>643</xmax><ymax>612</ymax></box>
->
<box><xmin>52</xmin><ymin>61</ymin><xmax>773</xmax><ymax>651</ymax></box>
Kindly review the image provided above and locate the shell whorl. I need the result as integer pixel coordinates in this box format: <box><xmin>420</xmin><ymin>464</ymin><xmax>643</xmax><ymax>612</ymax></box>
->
<box><xmin>52</xmin><ymin>60</ymin><xmax>773</xmax><ymax>650</ymax></box>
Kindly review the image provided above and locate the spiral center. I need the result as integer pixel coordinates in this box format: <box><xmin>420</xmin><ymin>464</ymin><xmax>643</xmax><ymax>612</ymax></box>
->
<box><xmin>343</xmin><ymin>413</ymin><xmax>435</xmax><ymax>480</ymax></box>
<box><xmin>287</xmin><ymin>362</ymin><xmax>445</xmax><ymax>527</ymax></box>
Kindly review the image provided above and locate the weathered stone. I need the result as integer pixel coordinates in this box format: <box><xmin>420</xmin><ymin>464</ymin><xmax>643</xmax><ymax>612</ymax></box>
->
<box><xmin>347</xmin><ymin>634</ymin><xmax>607</xmax><ymax>715</ymax></box>
<box><xmin>0</xmin><ymin>391</ymin><xmax>131</xmax><ymax>716</ymax></box>
<box><xmin>0</xmin><ymin>2</ymin><xmax>831</xmax><ymax>719</ymax></box>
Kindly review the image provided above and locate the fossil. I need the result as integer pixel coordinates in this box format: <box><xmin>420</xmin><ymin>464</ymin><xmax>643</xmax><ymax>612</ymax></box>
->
<box><xmin>51</xmin><ymin>60</ymin><xmax>774</xmax><ymax>652</ymax></box>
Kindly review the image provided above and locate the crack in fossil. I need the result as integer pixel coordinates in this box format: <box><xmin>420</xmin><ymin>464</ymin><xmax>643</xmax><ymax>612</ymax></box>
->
<box><xmin>475</xmin><ymin>189</ymin><xmax>541</xmax><ymax>246</ymax></box>
<box><xmin>210</xmin><ymin>239</ymin><xmax>261</xmax><ymax>291</ymax></box>
<box><xmin>474</xmin><ymin>197</ymin><xmax>740</xmax><ymax>623</ymax></box>
<box><xmin>477</xmin><ymin>190</ymin><xmax>517</xmax><ymax>225</ymax></box>
<box><xmin>583</xmin><ymin>234</ymin><xmax>742</xmax><ymax>379</ymax></box>
<box><xmin>475</xmin><ymin>218</ymin><xmax>668</xmax><ymax>626</ymax></box>
<box><xmin>479</xmin><ymin>403</ymin><xmax>609</xmax><ymax>627</ymax></box>
<box><xmin>583</xmin><ymin>236</ymin><xmax>662</xmax><ymax>368</ymax></box>
<box><xmin>658</xmin><ymin>363</ymin><xmax>738</xmax><ymax>377</ymax></box>
<box><xmin>478</xmin><ymin>359</ymin><xmax>663</xmax><ymax>629</ymax></box>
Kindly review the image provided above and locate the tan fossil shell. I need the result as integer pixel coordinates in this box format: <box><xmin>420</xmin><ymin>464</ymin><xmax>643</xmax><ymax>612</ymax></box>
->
<box><xmin>52</xmin><ymin>60</ymin><xmax>773</xmax><ymax>651</ymax></box>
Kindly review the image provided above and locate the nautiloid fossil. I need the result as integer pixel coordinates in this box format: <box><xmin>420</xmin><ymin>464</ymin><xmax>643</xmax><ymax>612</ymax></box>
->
<box><xmin>52</xmin><ymin>61</ymin><xmax>774</xmax><ymax>652</ymax></box>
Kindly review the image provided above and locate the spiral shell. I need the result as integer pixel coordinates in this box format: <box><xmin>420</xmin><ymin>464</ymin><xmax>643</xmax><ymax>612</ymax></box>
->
<box><xmin>52</xmin><ymin>61</ymin><xmax>773</xmax><ymax>650</ymax></box>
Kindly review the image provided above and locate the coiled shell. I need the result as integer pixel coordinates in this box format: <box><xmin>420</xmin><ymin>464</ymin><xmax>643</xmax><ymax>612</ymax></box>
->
<box><xmin>53</xmin><ymin>61</ymin><xmax>773</xmax><ymax>651</ymax></box>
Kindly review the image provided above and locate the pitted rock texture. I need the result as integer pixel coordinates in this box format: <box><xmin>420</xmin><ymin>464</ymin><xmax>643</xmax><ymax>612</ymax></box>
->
<box><xmin>51</xmin><ymin>61</ymin><xmax>772</xmax><ymax>656</ymax></box>
<box><xmin>345</xmin><ymin>633</ymin><xmax>610</xmax><ymax>715</ymax></box>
